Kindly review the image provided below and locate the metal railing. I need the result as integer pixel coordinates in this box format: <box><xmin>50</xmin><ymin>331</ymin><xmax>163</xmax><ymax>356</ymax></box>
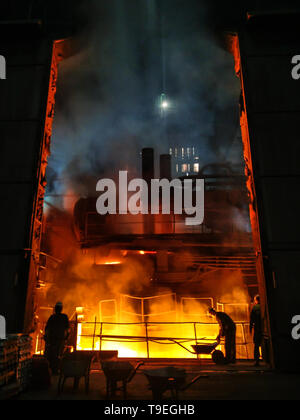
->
<box><xmin>120</xmin><ymin>293</ymin><xmax>177</xmax><ymax>323</ymax></box>
<box><xmin>76</xmin><ymin>320</ymin><xmax>252</xmax><ymax>360</ymax></box>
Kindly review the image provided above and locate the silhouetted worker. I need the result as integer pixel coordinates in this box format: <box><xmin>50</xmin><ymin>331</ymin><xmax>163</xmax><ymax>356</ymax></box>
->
<box><xmin>250</xmin><ymin>295</ymin><xmax>262</xmax><ymax>366</ymax></box>
<box><xmin>209</xmin><ymin>308</ymin><xmax>236</xmax><ymax>364</ymax></box>
<box><xmin>44</xmin><ymin>302</ymin><xmax>69</xmax><ymax>374</ymax></box>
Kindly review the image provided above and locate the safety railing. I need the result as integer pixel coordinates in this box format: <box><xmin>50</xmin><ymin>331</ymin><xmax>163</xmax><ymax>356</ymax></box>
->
<box><xmin>75</xmin><ymin>320</ymin><xmax>252</xmax><ymax>360</ymax></box>
<box><xmin>120</xmin><ymin>293</ymin><xmax>177</xmax><ymax>323</ymax></box>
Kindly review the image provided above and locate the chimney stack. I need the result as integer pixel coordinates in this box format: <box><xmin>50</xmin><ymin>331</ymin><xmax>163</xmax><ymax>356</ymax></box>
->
<box><xmin>142</xmin><ymin>148</ymin><xmax>154</xmax><ymax>184</ymax></box>
<box><xmin>160</xmin><ymin>154</ymin><xmax>172</xmax><ymax>180</ymax></box>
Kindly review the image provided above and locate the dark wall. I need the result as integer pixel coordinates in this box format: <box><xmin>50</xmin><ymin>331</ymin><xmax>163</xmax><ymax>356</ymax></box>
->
<box><xmin>238</xmin><ymin>13</ymin><xmax>300</xmax><ymax>370</ymax></box>
<box><xmin>0</xmin><ymin>26</ymin><xmax>55</xmax><ymax>332</ymax></box>
<box><xmin>1</xmin><ymin>0</ymin><xmax>78</xmax><ymax>21</ymax></box>
<box><xmin>0</xmin><ymin>0</ymin><xmax>83</xmax><ymax>41</ymax></box>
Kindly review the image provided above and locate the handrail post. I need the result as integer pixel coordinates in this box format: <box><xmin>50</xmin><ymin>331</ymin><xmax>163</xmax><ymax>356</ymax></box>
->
<box><xmin>74</xmin><ymin>314</ymin><xmax>78</xmax><ymax>352</ymax></box>
<box><xmin>92</xmin><ymin>317</ymin><xmax>97</xmax><ymax>351</ymax></box>
<box><xmin>142</xmin><ymin>298</ymin><xmax>145</xmax><ymax>324</ymax></box>
<box><xmin>242</xmin><ymin>322</ymin><xmax>249</xmax><ymax>360</ymax></box>
<box><xmin>100</xmin><ymin>322</ymin><xmax>103</xmax><ymax>352</ymax></box>
<box><xmin>194</xmin><ymin>322</ymin><xmax>199</xmax><ymax>360</ymax></box>
<box><xmin>145</xmin><ymin>322</ymin><xmax>150</xmax><ymax>359</ymax></box>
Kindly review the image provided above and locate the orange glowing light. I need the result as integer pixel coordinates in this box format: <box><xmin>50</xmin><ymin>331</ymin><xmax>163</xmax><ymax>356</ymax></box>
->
<box><xmin>73</xmin><ymin>293</ymin><xmax>251</xmax><ymax>359</ymax></box>
<box><xmin>76</xmin><ymin>307</ymin><xmax>84</xmax><ymax>313</ymax></box>
<box><xmin>104</xmin><ymin>261</ymin><xmax>121</xmax><ymax>265</ymax></box>
<box><xmin>75</xmin><ymin>321</ymin><xmax>221</xmax><ymax>359</ymax></box>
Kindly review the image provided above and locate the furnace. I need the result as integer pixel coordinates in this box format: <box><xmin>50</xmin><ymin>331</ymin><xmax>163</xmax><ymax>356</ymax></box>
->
<box><xmin>33</xmin><ymin>146</ymin><xmax>259</xmax><ymax>363</ymax></box>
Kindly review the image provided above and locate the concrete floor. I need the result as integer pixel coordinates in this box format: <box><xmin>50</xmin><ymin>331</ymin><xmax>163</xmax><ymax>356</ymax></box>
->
<box><xmin>16</xmin><ymin>360</ymin><xmax>300</xmax><ymax>401</ymax></box>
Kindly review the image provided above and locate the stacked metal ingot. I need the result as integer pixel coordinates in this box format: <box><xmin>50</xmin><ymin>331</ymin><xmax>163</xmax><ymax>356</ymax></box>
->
<box><xmin>16</xmin><ymin>335</ymin><xmax>32</xmax><ymax>391</ymax></box>
<box><xmin>0</xmin><ymin>335</ymin><xmax>33</xmax><ymax>398</ymax></box>
<box><xmin>0</xmin><ymin>338</ymin><xmax>19</xmax><ymax>392</ymax></box>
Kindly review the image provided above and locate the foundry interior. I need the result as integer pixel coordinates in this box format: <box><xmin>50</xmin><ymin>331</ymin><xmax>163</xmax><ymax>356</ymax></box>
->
<box><xmin>2</xmin><ymin>0</ymin><xmax>300</xmax><ymax>401</ymax></box>
<box><xmin>23</xmin><ymin>1</ymin><xmax>262</xmax><ymax>366</ymax></box>
<box><xmin>33</xmin><ymin>140</ymin><xmax>259</xmax><ymax>362</ymax></box>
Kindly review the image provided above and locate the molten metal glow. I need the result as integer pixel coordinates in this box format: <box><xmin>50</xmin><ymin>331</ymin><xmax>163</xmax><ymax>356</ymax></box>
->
<box><xmin>75</xmin><ymin>321</ymin><xmax>221</xmax><ymax>359</ymax></box>
<box><xmin>74</xmin><ymin>296</ymin><xmax>251</xmax><ymax>359</ymax></box>
<box><xmin>104</xmin><ymin>261</ymin><xmax>121</xmax><ymax>265</ymax></box>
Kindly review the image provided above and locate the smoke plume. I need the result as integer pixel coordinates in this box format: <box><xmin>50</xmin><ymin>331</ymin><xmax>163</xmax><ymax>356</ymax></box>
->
<box><xmin>46</xmin><ymin>0</ymin><xmax>242</xmax><ymax>206</ymax></box>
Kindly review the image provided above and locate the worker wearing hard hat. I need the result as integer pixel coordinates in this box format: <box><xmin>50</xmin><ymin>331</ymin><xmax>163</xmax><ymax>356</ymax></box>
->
<box><xmin>44</xmin><ymin>302</ymin><xmax>70</xmax><ymax>374</ymax></box>
<box><xmin>209</xmin><ymin>307</ymin><xmax>236</xmax><ymax>364</ymax></box>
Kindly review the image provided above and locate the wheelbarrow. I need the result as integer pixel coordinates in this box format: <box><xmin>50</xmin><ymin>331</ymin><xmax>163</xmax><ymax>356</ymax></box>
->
<box><xmin>58</xmin><ymin>351</ymin><xmax>96</xmax><ymax>395</ymax></box>
<box><xmin>144</xmin><ymin>367</ymin><xmax>204</xmax><ymax>400</ymax></box>
<box><xmin>101</xmin><ymin>361</ymin><xmax>144</xmax><ymax>399</ymax></box>
<box><xmin>171</xmin><ymin>339</ymin><xmax>225</xmax><ymax>365</ymax></box>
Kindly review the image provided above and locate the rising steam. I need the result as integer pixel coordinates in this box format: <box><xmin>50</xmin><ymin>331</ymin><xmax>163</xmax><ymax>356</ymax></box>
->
<box><xmin>46</xmin><ymin>0</ymin><xmax>241</xmax><ymax>205</ymax></box>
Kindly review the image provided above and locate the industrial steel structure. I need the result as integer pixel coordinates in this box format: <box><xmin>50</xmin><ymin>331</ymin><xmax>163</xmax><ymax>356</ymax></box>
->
<box><xmin>0</xmin><ymin>5</ymin><xmax>300</xmax><ymax>370</ymax></box>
